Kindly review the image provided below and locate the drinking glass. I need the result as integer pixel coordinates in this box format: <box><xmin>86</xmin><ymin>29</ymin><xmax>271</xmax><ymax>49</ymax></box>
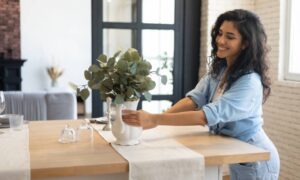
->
<box><xmin>8</xmin><ymin>114</ymin><xmax>24</xmax><ymax>131</ymax></box>
<box><xmin>58</xmin><ymin>124</ymin><xmax>77</xmax><ymax>143</ymax></box>
<box><xmin>0</xmin><ymin>91</ymin><xmax>6</xmax><ymax>134</ymax></box>
<box><xmin>76</xmin><ymin>121</ymin><xmax>94</xmax><ymax>142</ymax></box>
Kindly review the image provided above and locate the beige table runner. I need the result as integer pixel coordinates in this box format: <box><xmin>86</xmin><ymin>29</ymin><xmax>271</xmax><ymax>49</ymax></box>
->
<box><xmin>0</xmin><ymin>125</ymin><xmax>30</xmax><ymax>180</ymax></box>
<box><xmin>93</xmin><ymin>124</ymin><xmax>204</xmax><ymax>180</ymax></box>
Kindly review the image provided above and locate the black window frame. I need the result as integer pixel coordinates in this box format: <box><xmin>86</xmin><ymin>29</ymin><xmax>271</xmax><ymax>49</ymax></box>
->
<box><xmin>91</xmin><ymin>0</ymin><xmax>200</xmax><ymax>117</ymax></box>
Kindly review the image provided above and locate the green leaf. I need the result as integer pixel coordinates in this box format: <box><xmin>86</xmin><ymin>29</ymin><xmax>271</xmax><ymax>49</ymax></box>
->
<box><xmin>161</xmin><ymin>75</ymin><xmax>168</xmax><ymax>85</ymax></box>
<box><xmin>129</xmin><ymin>63</ymin><xmax>137</xmax><ymax>75</ymax></box>
<box><xmin>155</xmin><ymin>67</ymin><xmax>160</xmax><ymax>75</ymax></box>
<box><xmin>89</xmin><ymin>64</ymin><xmax>100</xmax><ymax>72</ymax></box>
<box><xmin>136</xmin><ymin>61</ymin><xmax>151</xmax><ymax>75</ymax></box>
<box><xmin>137</xmin><ymin>77</ymin><xmax>147</xmax><ymax>90</ymax></box>
<box><xmin>120</xmin><ymin>76</ymin><xmax>128</xmax><ymax>85</ymax></box>
<box><xmin>102</xmin><ymin>78</ymin><xmax>113</xmax><ymax>89</ymax></box>
<box><xmin>134</xmin><ymin>89</ymin><xmax>141</xmax><ymax>98</ymax></box>
<box><xmin>144</xmin><ymin>91</ymin><xmax>152</xmax><ymax>102</ymax></box>
<box><xmin>129</xmin><ymin>49</ymin><xmax>140</xmax><ymax>61</ymax></box>
<box><xmin>162</xmin><ymin>61</ymin><xmax>168</xmax><ymax>69</ymax></box>
<box><xmin>147</xmin><ymin>79</ymin><xmax>156</xmax><ymax>90</ymax></box>
<box><xmin>114</xmin><ymin>94</ymin><xmax>125</xmax><ymax>104</ymax></box>
<box><xmin>84</xmin><ymin>70</ymin><xmax>92</xmax><ymax>80</ymax></box>
<box><xmin>79</xmin><ymin>88</ymin><xmax>90</xmax><ymax>100</ymax></box>
<box><xmin>91</xmin><ymin>82</ymin><xmax>101</xmax><ymax>89</ymax></box>
<box><xmin>97</xmin><ymin>54</ymin><xmax>107</xmax><ymax>63</ymax></box>
<box><xmin>113</xmin><ymin>50</ymin><xmax>122</xmax><ymax>58</ymax></box>
<box><xmin>121</xmin><ymin>51</ymin><xmax>131</xmax><ymax>61</ymax></box>
<box><xmin>68</xmin><ymin>82</ymin><xmax>78</xmax><ymax>91</ymax></box>
<box><xmin>107</xmin><ymin>57</ymin><xmax>116</xmax><ymax>68</ymax></box>
<box><xmin>93</xmin><ymin>71</ymin><xmax>105</xmax><ymax>82</ymax></box>
<box><xmin>99</xmin><ymin>84</ymin><xmax>110</xmax><ymax>92</ymax></box>
<box><xmin>116</xmin><ymin>60</ymin><xmax>128</xmax><ymax>72</ymax></box>
<box><xmin>87</xmin><ymin>80</ymin><xmax>95</xmax><ymax>88</ymax></box>
<box><xmin>111</xmin><ymin>73</ymin><xmax>120</xmax><ymax>83</ymax></box>
<box><xmin>126</xmin><ymin>87</ymin><xmax>134</xmax><ymax>97</ymax></box>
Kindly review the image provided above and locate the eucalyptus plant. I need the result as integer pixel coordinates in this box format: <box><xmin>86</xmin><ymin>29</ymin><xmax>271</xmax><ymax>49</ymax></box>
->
<box><xmin>71</xmin><ymin>48</ymin><xmax>167</xmax><ymax>104</ymax></box>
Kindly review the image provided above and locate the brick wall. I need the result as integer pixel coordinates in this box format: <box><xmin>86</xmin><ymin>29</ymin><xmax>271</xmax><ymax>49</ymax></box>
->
<box><xmin>255</xmin><ymin>0</ymin><xmax>300</xmax><ymax>179</ymax></box>
<box><xmin>200</xmin><ymin>0</ymin><xmax>300</xmax><ymax>179</ymax></box>
<box><xmin>0</xmin><ymin>0</ymin><xmax>20</xmax><ymax>59</ymax></box>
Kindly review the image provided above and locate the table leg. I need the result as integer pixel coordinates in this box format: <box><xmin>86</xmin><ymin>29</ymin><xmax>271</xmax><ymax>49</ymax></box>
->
<box><xmin>205</xmin><ymin>165</ymin><xmax>223</xmax><ymax>180</ymax></box>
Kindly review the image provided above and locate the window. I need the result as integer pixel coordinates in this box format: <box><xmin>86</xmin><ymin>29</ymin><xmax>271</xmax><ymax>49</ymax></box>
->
<box><xmin>283</xmin><ymin>0</ymin><xmax>300</xmax><ymax>81</ymax></box>
<box><xmin>92</xmin><ymin>0</ymin><xmax>200</xmax><ymax>116</ymax></box>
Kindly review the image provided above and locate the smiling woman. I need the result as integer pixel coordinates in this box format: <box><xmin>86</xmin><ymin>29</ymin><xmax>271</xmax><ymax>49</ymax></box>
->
<box><xmin>122</xmin><ymin>9</ymin><xmax>280</xmax><ymax>180</ymax></box>
<box><xmin>215</xmin><ymin>21</ymin><xmax>246</xmax><ymax>66</ymax></box>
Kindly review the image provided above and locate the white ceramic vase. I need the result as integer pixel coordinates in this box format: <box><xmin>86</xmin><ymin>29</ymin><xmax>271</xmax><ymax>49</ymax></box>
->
<box><xmin>112</xmin><ymin>100</ymin><xmax>143</xmax><ymax>146</ymax></box>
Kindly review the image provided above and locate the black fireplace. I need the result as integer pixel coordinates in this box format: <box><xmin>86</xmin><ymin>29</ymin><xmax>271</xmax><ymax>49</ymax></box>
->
<box><xmin>0</xmin><ymin>59</ymin><xmax>26</xmax><ymax>91</ymax></box>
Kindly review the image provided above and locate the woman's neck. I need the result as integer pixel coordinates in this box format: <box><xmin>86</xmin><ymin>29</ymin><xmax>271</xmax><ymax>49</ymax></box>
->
<box><xmin>219</xmin><ymin>67</ymin><xmax>230</xmax><ymax>89</ymax></box>
<box><xmin>226</xmin><ymin>58</ymin><xmax>234</xmax><ymax>68</ymax></box>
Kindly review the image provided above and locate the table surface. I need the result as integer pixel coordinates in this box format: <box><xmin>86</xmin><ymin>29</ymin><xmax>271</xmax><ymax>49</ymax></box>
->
<box><xmin>29</xmin><ymin>120</ymin><xmax>269</xmax><ymax>179</ymax></box>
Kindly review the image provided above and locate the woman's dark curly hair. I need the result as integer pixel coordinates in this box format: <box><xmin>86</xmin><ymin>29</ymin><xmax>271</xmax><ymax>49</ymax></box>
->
<box><xmin>209</xmin><ymin>9</ymin><xmax>271</xmax><ymax>103</ymax></box>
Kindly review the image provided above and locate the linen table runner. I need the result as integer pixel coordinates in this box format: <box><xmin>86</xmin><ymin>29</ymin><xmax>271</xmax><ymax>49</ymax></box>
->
<box><xmin>0</xmin><ymin>125</ymin><xmax>30</xmax><ymax>180</ymax></box>
<box><xmin>93</xmin><ymin>124</ymin><xmax>204</xmax><ymax>180</ymax></box>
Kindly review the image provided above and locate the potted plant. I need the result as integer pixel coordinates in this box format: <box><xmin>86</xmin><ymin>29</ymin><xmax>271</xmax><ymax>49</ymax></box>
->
<box><xmin>73</xmin><ymin>48</ymin><xmax>167</xmax><ymax>104</ymax></box>
<box><xmin>71</xmin><ymin>48</ymin><xmax>167</xmax><ymax>145</ymax></box>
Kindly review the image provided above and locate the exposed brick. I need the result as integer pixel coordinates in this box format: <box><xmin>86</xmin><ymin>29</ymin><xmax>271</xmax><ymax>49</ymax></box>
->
<box><xmin>0</xmin><ymin>0</ymin><xmax>20</xmax><ymax>59</ymax></box>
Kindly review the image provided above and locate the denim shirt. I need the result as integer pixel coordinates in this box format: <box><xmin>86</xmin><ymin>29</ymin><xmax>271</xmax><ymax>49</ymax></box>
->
<box><xmin>186</xmin><ymin>72</ymin><xmax>263</xmax><ymax>142</ymax></box>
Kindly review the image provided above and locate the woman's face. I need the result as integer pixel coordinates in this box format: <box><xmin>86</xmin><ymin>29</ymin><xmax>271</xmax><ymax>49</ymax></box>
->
<box><xmin>215</xmin><ymin>20</ymin><xmax>246</xmax><ymax>66</ymax></box>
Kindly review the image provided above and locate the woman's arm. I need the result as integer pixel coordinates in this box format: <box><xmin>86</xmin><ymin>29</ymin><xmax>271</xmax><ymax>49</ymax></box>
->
<box><xmin>155</xmin><ymin>111</ymin><xmax>207</xmax><ymax>126</ymax></box>
<box><xmin>165</xmin><ymin>97</ymin><xmax>198</xmax><ymax>113</ymax></box>
<box><xmin>122</xmin><ymin>109</ymin><xmax>207</xmax><ymax>129</ymax></box>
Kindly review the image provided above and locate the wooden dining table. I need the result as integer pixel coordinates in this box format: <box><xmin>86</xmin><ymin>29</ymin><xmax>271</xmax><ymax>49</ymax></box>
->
<box><xmin>29</xmin><ymin>120</ymin><xmax>269</xmax><ymax>180</ymax></box>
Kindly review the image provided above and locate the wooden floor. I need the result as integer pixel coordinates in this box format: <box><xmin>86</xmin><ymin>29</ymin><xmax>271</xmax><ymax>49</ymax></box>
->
<box><xmin>223</xmin><ymin>175</ymin><xmax>230</xmax><ymax>180</ymax></box>
<box><xmin>223</xmin><ymin>164</ymin><xmax>230</xmax><ymax>180</ymax></box>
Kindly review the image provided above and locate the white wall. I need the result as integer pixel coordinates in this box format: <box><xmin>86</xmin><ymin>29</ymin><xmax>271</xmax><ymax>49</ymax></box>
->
<box><xmin>20</xmin><ymin>0</ymin><xmax>92</xmax><ymax>114</ymax></box>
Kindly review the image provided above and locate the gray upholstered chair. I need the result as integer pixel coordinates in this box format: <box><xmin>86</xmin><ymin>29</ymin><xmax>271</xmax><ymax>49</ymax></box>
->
<box><xmin>3</xmin><ymin>91</ymin><xmax>77</xmax><ymax>120</ymax></box>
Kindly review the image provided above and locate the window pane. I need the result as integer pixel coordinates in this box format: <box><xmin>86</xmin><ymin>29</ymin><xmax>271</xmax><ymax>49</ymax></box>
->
<box><xmin>289</xmin><ymin>0</ymin><xmax>300</xmax><ymax>74</ymax></box>
<box><xmin>142</xmin><ymin>0</ymin><xmax>174</xmax><ymax>24</ymax></box>
<box><xmin>103</xmin><ymin>29</ymin><xmax>135</xmax><ymax>56</ymax></box>
<box><xmin>142</xmin><ymin>30</ymin><xmax>174</xmax><ymax>95</ymax></box>
<box><xmin>103</xmin><ymin>0</ymin><xmax>137</xmax><ymax>22</ymax></box>
<box><xmin>142</xmin><ymin>100</ymin><xmax>172</xmax><ymax>113</ymax></box>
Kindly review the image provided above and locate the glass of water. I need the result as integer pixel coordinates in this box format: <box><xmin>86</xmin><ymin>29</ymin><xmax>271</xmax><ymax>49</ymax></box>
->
<box><xmin>8</xmin><ymin>114</ymin><xmax>24</xmax><ymax>131</ymax></box>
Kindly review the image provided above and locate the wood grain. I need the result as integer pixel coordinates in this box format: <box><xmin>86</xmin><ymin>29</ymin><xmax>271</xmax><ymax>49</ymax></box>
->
<box><xmin>29</xmin><ymin>120</ymin><xmax>269</xmax><ymax>179</ymax></box>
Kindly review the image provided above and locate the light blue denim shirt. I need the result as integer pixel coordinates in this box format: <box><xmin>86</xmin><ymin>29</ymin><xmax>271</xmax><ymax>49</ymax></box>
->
<box><xmin>186</xmin><ymin>72</ymin><xmax>263</xmax><ymax>142</ymax></box>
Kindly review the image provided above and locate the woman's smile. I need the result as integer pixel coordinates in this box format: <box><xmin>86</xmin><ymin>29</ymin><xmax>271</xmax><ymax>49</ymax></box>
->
<box><xmin>215</xmin><ymin>21</ymin><xmax>245</xmax><ymax>65</ymax></box>
<box><xmin>217</xmin><ymin>46</ymin><xmax>228</xmax><ymax>52</ymax></box>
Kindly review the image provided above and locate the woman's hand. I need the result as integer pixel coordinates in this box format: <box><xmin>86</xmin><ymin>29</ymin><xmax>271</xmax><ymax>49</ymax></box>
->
<box><xmin>122</xmin><ymin>110</ymin><xmax>157</xmax><ymax>129</ymax></box>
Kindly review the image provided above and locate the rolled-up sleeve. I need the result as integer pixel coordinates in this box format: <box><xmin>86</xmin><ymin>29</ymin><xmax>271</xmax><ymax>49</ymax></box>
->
<box><xmin>202</xmin><ymin>73</ymin><xmax>262</xmax><ymax>126</ymax></box>
<box><xmin>186</xmin><ymin>74</ymin><xmax>210</xmax><ymax>108</ymax></box>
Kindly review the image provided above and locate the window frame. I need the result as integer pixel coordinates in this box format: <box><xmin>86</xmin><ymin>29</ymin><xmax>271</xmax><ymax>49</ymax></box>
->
<box><xmin>91</xmin><ymin>0</ymin><xmax>201</xmax><ymax>116</ymax></box>
<box><xmin>283</xmin><ymin>0</ymin><xmax>300</xmax><ymax>81</ymax></box>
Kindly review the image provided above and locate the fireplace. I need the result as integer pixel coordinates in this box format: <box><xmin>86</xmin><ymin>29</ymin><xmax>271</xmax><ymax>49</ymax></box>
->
<box><xmin>0</xmin><ymin>59</ymin><xmax>26</xmax><ymax>90</ymax></box>
<box><xmin>0</xmin><ymin>0</ymin><xmax>26</xmax><ymax>91</ymax></box>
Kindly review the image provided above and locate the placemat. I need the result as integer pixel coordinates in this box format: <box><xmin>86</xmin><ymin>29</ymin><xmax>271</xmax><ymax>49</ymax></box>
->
<box><xmin>93</xmin><ymin>124</ymin><xmax>204</xmax><ymax>180</ymax></box>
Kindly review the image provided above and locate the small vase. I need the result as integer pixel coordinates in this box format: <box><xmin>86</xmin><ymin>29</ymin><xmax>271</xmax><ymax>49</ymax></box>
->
<box><xmin>112</xmin><ymin>100</ymin><xmax>143</xmax><ymax>146</ymax></box>
<box><xmin>51</xmin><ymin>79</ymin><xmax>58</xmax><ymax>87</ymax></box>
